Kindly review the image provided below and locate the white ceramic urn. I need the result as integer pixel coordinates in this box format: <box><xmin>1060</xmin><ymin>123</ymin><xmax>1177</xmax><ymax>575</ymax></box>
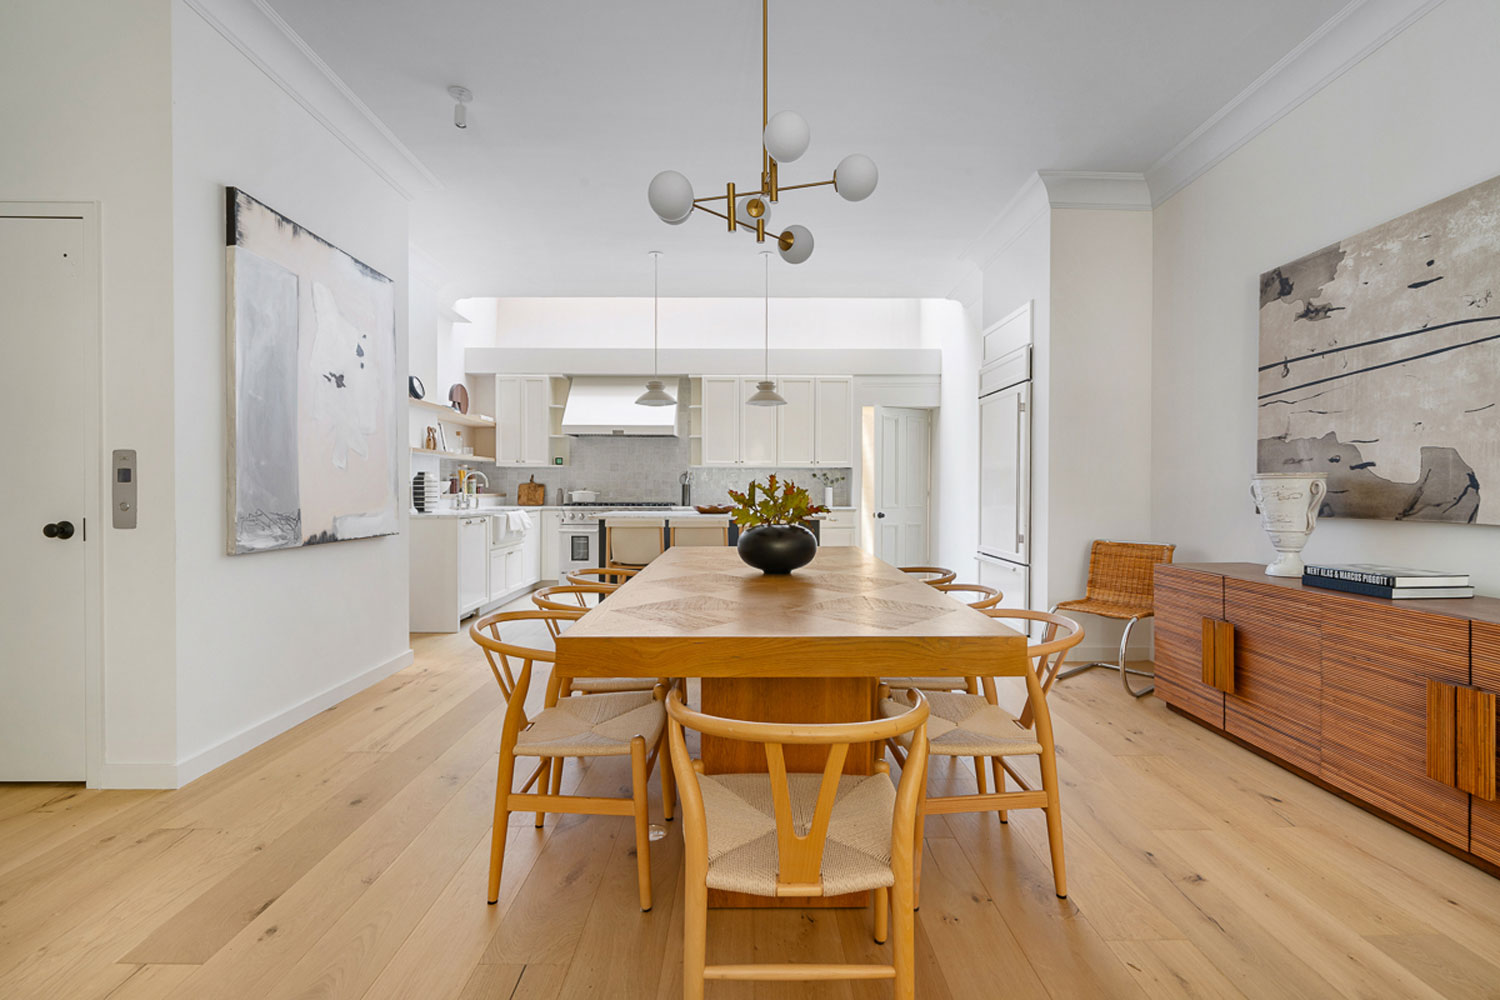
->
<box><xmin>1250</xmin><ymin>473</ymin><xmax>1328</xmax><ymax>577</ymax></box>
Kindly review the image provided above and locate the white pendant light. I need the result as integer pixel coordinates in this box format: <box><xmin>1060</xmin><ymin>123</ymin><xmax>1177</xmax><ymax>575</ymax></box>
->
<box><xmin>637</xmin><ymin>252</ymin><xmax>677</xmax><ymax>407</ymax></box>
<box><xmin>746</xmin><ymin>252</ymin><xmax>786</xmax><ymax>407</ymax></box>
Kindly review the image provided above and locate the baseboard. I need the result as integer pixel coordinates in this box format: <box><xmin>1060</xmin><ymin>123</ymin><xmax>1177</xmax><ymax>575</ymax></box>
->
<box><xmin>96</xmin><ymin>648</ymin><xmax>416</xmax><ymax>790</ymax></box>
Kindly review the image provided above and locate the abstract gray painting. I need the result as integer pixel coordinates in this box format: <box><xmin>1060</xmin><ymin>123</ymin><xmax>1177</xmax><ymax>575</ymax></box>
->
<box><xmin>1257</xmin><ymin>173</ymin><xmax>1500</xmax><ymax>525</ymax></box>
<box><xmin>226</xmin><ymin>188</ymin><xmax>398</xmax><ymax>554</ymax></box>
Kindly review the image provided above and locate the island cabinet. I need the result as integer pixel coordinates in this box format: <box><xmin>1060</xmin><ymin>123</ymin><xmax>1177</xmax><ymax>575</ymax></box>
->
<box><xmin>1154</xmin><ymin>562</ymin><xmax>1500</xmax><ymax>873</ymax></box>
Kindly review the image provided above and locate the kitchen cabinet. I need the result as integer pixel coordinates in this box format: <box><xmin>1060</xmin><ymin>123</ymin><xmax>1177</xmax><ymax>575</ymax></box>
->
<box><xmin>458</xmin><ymin>516</ymin><xmax>489</xmax><ymax>612</ymax></box>
<box><xmin>495</xmin><ymin>375</ymin><xmax>549</xmax><ymax>466</ymax></box>
<box><xmin>539</xmin><ymin>509</ymin><xmax>562</xmax><ymax>582</ymax></box>
<box><xmin>1152</xmin><ymin>565</ymin><xmax>1225</xmax><ymax>727</ymax></box>
<box><xmin>1223</xmin><ymin>578</ymin><xmax>1323</xmax><ymax>772</ymax></box>
<box><xmin>818</xmin><ymin>509</ymin><xmax>857</xmax><ymax>546</ymax></box>
<box><xmin>700</xmin><ymin>375</ymin><xmax>854</xmax><ymax>467</ymax></box>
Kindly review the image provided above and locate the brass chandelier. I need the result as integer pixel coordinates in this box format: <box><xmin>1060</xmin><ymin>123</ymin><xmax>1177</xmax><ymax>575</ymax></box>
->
<box><xmin>646</xmin><ymin>0</ymin><xmax>878</xmax><ymax>264</ymax></box>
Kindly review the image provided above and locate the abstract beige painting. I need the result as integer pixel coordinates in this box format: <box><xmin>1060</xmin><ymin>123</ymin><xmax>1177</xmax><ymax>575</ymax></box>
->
<box><xmin>1258</xmin><ymin>173</ymin><xmax>1500</xmax><ymax>524</ymax></box>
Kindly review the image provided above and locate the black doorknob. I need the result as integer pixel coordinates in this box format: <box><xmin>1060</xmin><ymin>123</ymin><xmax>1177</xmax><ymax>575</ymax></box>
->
<box><xmin>43</xmin><ymin>520</ymin><xmax>75</xmax><ymax>539</ymax></box>
<box><xmin>875</xmin><ymin>512</ymin><xmax>886</xmax><ymax>519</ymax></box>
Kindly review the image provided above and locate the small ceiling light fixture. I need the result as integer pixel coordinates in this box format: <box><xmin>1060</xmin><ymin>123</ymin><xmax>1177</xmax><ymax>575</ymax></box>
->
<box><xmin>746</xmin><ymin>251</ymin><xmax>786</xmax><ymax>406</ymax></box>
<box><xmin>448</xmin><ymin>85</ymin><xmax>472</xmax><ymax>129</ymax></box>
<box><xmin>636</xmin><ymin>251</ymin><xmax>677</xmax><ymax>407</ymax></box>
<box><xmin>646</xmin><ymin>0</ymin><xmax>877</xmax><ymax>264</ymax></box>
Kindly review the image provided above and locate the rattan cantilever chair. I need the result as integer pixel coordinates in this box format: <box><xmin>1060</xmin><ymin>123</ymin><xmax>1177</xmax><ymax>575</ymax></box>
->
<box><xmin>469</xmin><ymin>609</ymin><xmax>673</xmax><ymax>911</ymax></box>
<box><xmin>898</xmin><ymin>565</ymin><xmax>956</xmax><ymax>586</ymax></box>
<box><xmin>881</xmin><ymin>608</ymin><xmax>1083</xmax><ymax>898</ymax></box>
<box><xmin>666</xmin><ymin>688</ymin><xmax>930</xmax><ymax>1000</ymax></box>
<box><xmin>1051</xmin><ymin>539</ymin><xmax>1175</xmax><ymax>698</ymax></box>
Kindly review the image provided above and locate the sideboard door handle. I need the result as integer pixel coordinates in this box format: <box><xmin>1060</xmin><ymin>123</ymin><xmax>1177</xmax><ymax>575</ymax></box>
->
<box><xmin>1455</xmin><ymin>685</ymin><xmax>1496</xmax><ymax>801</ymax></box>
<box><xmin>1200</xmin><ymin>618</ymin><xmax>1235</xmax><ymax>694</ymax></box>
<box><xmin>1426</xmin><ymin>679</ymin><xmax>1458</xmax><ymax>788</ymax></box>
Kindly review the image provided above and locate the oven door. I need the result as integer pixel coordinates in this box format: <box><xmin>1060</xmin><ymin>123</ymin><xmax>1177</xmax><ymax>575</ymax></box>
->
<box><xmin>558</xmin><ymin>525</ymin><xmax>598</xmax><ymax>577</ymax></box>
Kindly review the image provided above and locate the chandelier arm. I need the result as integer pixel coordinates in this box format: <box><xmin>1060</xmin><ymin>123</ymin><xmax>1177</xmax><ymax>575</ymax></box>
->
<box><xmin>688</xmin><ymin>204</ymin><xmax>792</xmax><ymax>249</ymax></box>
<box><xmin>774</xmin><ymin>178</ymin><xmax>835</xmax><ymax>194</ymax></box>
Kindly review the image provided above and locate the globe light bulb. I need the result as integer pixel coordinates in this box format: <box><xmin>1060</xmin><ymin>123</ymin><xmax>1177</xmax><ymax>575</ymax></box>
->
<box><xmin>762</xmin><ymin>110</ymin><xmax>811</xmax><ymax>163</ymax></box>
<box><xmin>647</xmin><ymin>170</ymin><xmax>695</xmax><ymax>224</ymax></box>
<box><xmin>736</xmin><ymin>193</ymin><xmax>773</xmax><ymax>229</ymax></box>
<box><xmin>777</xmin><ymin>225</ymin><xmax>814</xmax><ymax>265</ymax></box>
<box><xmin>833</xmin><ymin>154</ymin><xmax>878</xmax><ymax>202</ymax></box>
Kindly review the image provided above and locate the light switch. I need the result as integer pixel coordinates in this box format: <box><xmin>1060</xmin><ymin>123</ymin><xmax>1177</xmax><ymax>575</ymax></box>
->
<box><xmin>112</xmin><ymin>449</ymin><xmax>137</xmax><ymax>528</ymax></box>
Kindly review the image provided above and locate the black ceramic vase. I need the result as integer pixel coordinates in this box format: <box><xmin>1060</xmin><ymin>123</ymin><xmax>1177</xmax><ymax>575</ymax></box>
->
<box><xmin>737</xmin><ymin>523</ymin><xmax>817</xmax><ymax>575</ymax></box>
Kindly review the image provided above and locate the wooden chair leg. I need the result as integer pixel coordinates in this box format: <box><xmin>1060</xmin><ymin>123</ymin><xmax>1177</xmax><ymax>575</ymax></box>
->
<box><xmin>873</xmin><ymin>885</ymin><xmax>889</xmax><ymax>944</ymax></box>
<box><xmin>630</xmin><ymin>736</ymin><xmax>653</xmax><ymax>911</ymax></box>
<box><xmin>683</xmin><ymin>861</ymin><xmax>708</xmax><ymax>1000</ymax></box>
<box><xmin>974</xmin><ymin>756</ymin><xmax>988</xmax><ymax>794</ymax></box>
<box><xmin>658</xmin><ymin>731</ymin><xmax>676</xmax><ymax>822</ymax></box>
<box><xmin>992</xmin><ymin>757</ymin><xmax>1008</xmax><ymax>823</ymax></box>
<box><xmin>534</xmin><ymin>757</ymin><xmax>553</xmax><ymax>828</ymax></box>
<box><xmin>1039</xmin><ymin>749</ymin><xmax>1067</xmax><ymax>898</ymax></box>
<box><xmin>892</xmin><ymin>869</ymin><xmax>915</xmax><ymax>1000</ymax></box>
<box><xmin>488</xmin><ymin>748</ymin><xmax>518</xmax><ymax>904</ymax></box>
<box><xmin>549</xmin><ymin>756</ymin><xmax>565</xmax><ymax>798</ymax></box>
<box><xmin>913</xmin><ymin>785</ymin><xmax>927</xmax><ymax>910</ymax></box>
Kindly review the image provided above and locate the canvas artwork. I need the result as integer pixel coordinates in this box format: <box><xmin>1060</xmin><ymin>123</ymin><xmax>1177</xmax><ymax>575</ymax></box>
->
<box><xmin>226</xmin><ymin>188</ymin><xmax>398</xmax><ymax>554</ymax></box>
<box><xmin>1257</xmin><ymin>174</ymin><xmax>1500</xmax><ymax>525</ymax></box>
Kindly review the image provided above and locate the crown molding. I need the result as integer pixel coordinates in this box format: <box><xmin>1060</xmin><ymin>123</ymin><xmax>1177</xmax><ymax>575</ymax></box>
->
<box><xmin>1037</xmin><ymin>171</ymin><xmax>1152</xmax><ymax>211</ymax></box>
<box><xmin>960</xmin><ymin>173</ymin><xmax>1050</xmax><ymax>273</ymax></box>
<box><xmin>181</xmin><ymin>0</ymin><xmax>441</xmax><ymax>200</ymax></box>
<box><xmin>1145</xmin><ymin>0</ymin><xmax>1445</xmax><ymax>205</ymax></box>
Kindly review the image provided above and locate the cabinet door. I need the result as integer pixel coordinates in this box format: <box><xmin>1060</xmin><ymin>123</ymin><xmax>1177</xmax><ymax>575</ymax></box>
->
<box><xmin>700</xmin><ymin>377</ymin><xmax>741</xmax><ymax>466</ymax></box>
<box><xmin>1319</xmin><ymin>594</ymin><xmax>1471</xmax><ymax>849</ymax></box>
<box><xmin>521</xmin><ymin>522</ymin><xmax>542</xmax><ymax>587</ymax></box>
<box><xmin>488</xmin><ymin>546</ymin><xmax>509</xmax><ymax>603</ymax></box>
<box><xmin>1471</xmin><ymin>622</ymin><xmax>1500</xmax><ymax>866</ymax></box>
<box><xmin>540</xmin><ymin>510</ymin><xmax>561</xmax><ymax>582</ymax></box>
<box><xmin>496</xmin><ymin>377</ymin><xmax>522</xmax><ymax>464</ymax></box>
<box><xmin>1224</xmin><ymin>580</ymin><xmax>1322</xmax><ymax>772</ymax></box>
<box><xmin>814</xmin><ymin>377</ymin><xmax>854</xmax><ymax>466</ymax></box>
<box><xmin>978</xmin><ymin>384</ymin><xmax>1029</xmax><ymax>563</ymax></box>
<box><xmin>776</xmin><ymin>377</ymin><xmax>815</xmax><ymax>465</ymax></box>
<box><xmin>1152</xmin><ymin>566</ymin><xmax>1224</xmax><ymax>727</ymax></box>
<box><xmin>740</xmin><ymin>379</ymin><xmax>778</xmax><ymax>466</ymax></box>
<box><xmin>520</xmin><ymin>376</ymin><xmax>549</xmax><ymax>465</ymax></box>
<box><xmin>458</xmin><ymin>518</ymin><xmax>488</xmax><ymax>611</ymax></box>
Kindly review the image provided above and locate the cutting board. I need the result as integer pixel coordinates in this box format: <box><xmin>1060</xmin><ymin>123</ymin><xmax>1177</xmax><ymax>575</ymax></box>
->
<box><xmin>517</xmin><ymin>475</ymin><xmax>545</xmax><ymax>506</ymax></box>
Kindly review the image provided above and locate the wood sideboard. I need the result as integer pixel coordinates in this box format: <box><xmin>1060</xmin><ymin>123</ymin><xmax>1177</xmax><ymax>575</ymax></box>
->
<box><xmin>1154</xmin><ymin>562</ymin><xmax>1500</xmax><ymax>874</ymax></box>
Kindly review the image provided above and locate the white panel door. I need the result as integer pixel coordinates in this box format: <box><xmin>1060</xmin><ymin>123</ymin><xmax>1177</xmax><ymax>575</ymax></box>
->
<box><xmin>700</xmin><ymin>377</ymin><xmax>740</xmax><ymax>466</ymax></box>
<box><xmin>458</xmin><ymin>517</ymin><xmax>489</xmax><ymax>611</ymax></box>
<box><xmin>520</xmin><ymin>376</ymin><xmax>549</xmax><ymax>465</ymax></box>
<box><xmin>496</xmin><ymin>377</ymin><xmax>523</xmax><ymax>463</ymax></box>
<box><xmin>740</xmin><ymin>378</ymin><xmax>779</xmax><ymax>466</ymax></box>
<box><xmin>0</xmin><ymin>215</ymin><xmax>88</xmax><ymax>779</ymax></box>
<box><xmin>872</xmin><ymin>407</ymin><xmax>931</xmax><ymax>566</ymax></box>
<box><xmin>776</xmin><ymin>377</ymin><xmax>815</xmax><ymax>465</ymax></box>
<box><xmin>814</xmin><ymin>377</ymin><xmax>854</xmax><ymax>466</ymax></box>
<box><xmin>976</xmin><ymin>555</ymin><xmax>1032</xmax><ymax>635</ymax></box>
<box><xmin>978</xmin><ymin>383</ymin><xmax>1030</xmax><ymax>563</ymax></box>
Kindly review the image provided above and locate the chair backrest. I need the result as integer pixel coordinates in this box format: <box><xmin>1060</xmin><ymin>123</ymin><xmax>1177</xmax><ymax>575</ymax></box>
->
<box><xmin>606</xmin><ymin>520</ymin><xmax>666</xmax><ymax>567</ymax></box>
<box><xmin>531</xmin><ymin>584</ymin><xmax>612</xmax><ymax>638</ymax></box>
<box><xmin>665</xmin><ymin>688</ymin><xmax>929</xmax><ymax>897</ymax></box>
<box><xmin>898</xmin><ymin>565</ymin><xmax>956</xmax><ymax>586</ymax></box>
<box><xmin>932</xmin><ymin>582</ymin><xmax>1003</xmax><ymax>609</ymax></box>
<box><xmin>670</xmin><ymin>523</ymin><xmax>729</xmax><ymax>547</ymax></box>
<box><xmin>978</xmin><ymin>608</ymin><xmax>1085</xmax><ymax>729</ymax></box>
<box><xmin>469</xmin><ymin>609</ymin><xmax>576</xmax><ymax>730</ymax></box>
<box><xmin>566</xmin><ymin>566</ymin><xmax>638</xmax><ymax>588</ymax></box>
<box><xmin>1081</xmin><ymin>540</ymin><xmax>1175</xmax><ymax>608</ymax></box>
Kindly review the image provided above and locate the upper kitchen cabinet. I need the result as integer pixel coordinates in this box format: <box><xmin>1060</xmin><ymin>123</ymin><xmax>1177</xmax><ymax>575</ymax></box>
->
<box><xmin>698</xmin><ymin>375</ymin><xmax>853</xmax><ymax>467</ymax></box>
<box><xmin>474</xmin><ymin>375</ymin><xmax>567</xmax><ymax>466</ymax></box>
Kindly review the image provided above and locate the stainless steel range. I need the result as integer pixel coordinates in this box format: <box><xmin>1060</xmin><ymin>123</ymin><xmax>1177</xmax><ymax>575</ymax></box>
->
<box><xmin>557</xmin><ymin>501</ymin><xmax>674</xmax><ymax>577</ymax></box>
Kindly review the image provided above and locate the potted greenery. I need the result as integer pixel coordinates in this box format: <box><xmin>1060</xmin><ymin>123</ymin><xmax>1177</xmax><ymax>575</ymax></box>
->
<box><xmin>811</xmin><ymin>470</ymin><xmax>846</xmax><ymax>507</ymax></box>
<box><xmin>727</xmin><ymin>475</ymin><xmax>829</xmax><ymax>574</ymax></box>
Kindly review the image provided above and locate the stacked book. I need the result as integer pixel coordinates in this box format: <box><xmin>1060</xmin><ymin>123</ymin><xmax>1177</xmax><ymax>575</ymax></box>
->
<box><xmin>1302</xmin><ymin>564</ymin><xmax>1474</xmax><ymax>600</ymax></box>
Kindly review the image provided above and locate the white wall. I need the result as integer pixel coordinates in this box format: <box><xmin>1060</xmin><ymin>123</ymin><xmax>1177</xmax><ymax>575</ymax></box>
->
<box><xmin>1</xmin><ymin>1</ymin><xmax>180</xmax><ymax>780</ymax></box>
<box><xmin>931</xmin><ymin>296</ymin><xmax>980</xmax><ymax>574</ymax></box>
<box><xmin>1152</xmin><ymin>0</ymin><xmax>1500</xmax><ymax>592</ymax></box>
<box><xmin>170</xmin><ymin>0</ymin><xmax>412</xmax><ymax>779</ymax></box>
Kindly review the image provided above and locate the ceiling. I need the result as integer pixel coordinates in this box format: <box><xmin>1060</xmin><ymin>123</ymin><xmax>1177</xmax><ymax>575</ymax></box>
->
<box><xmin>267</xmin><ymin>0</ymin><xmax>1348</xmax><ymax>299</ymax></box>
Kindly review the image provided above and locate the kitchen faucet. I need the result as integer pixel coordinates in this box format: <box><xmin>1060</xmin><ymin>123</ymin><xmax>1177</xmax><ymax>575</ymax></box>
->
<box><xmin>456</xmin><ymin>470</ymin><xmax>489</xmax><ymax>509</ymax></box>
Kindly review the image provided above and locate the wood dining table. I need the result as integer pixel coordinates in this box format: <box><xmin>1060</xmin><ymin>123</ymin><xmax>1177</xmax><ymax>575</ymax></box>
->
<box><xmin>554</xmin><ymin>544</ymin><xmax>1029</xmax><ymax>907</ymax></box>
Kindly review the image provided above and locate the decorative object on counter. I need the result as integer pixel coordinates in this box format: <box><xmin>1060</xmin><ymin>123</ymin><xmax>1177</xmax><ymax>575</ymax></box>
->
<box><xmin>517</xmin><ymin>475</ymin><xmax>545</xmax><ymax>506</ymax></box>
<box><xmin>695</xmin><ymin>504</ymin><xmax>733</xmax><ymax>514</ymax></box>
<box><xmin>646</xmin><ymin>0</ymin><xmax>876</xmax><ymax>264</ymax></box>
<box><xmin>727</xmin><ymin>475</ymin><xmax>827</xmax><ymax>574</ymax></box>
<box><xmin>812</xmin><ymin>469</ymin><xmax>846</xmax><ymax>507</ymax></box>
<box><xmin>635</xmin><ymin>251</ymin><xmax>677</xmax><ymax>407</ymax></box>
<box><xmin>225</xmin><ymin>187</ymin><xmax>397</xmax><ymax>554</ymax></box>
<box><xmin>1301</xmin><ymin>564</ymin><xmax>1475</xmax><ymax>599</ymax></box>
<box><xmin>680</xmin><ymin>469</ymin><xmax>692</xmax><ymax>507</ymax></box>
<box><xmin>447</xmin><ymin>382</ymin><xmax>469</xmax><ymax>414</ymax></box>
<box><xmin>1257</xmin><ymin>171</ymin><xmax>1500</xmax><ymax>526</ymax></box>
<box><xmin>412</xmin><ymin>471</ymin><xmax>440</xmax><ymax>513</ymax></box>
<box><xmin>568</xmin><ymin>489</ymin><xmax>599</xmax><ymax>504</ymax></box>
<box><xmin>745</xmin><ymin>251</ymin><xmax>787</xmax><ymax>406</ymax></box>
<box><xmin>1250</xmin><ymin>473</ymin><xmax>1327</xmax><ymax>577</ymax></box>
<box><xmin>408</xmin><ymin>375</ymin><xmax>425</xmax><ymax>400</ymax></box>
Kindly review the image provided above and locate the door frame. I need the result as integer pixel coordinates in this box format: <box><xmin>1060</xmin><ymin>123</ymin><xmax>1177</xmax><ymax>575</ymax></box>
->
<box><xmin>2</xmin><ymin>202</ymin><xmax>104</xmax><ymax>785</ymax></box>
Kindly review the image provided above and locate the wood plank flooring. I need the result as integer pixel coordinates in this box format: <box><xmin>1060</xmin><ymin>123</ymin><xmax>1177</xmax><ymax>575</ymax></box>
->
<box><xmin>3</xmin><ymin>604</ymin><xmax>1499</xmax><ymax>999</ymax></box>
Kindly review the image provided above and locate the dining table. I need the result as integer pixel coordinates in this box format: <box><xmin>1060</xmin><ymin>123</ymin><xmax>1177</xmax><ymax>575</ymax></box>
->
<box><xmin>554</xmin><ymin>544</ymin><xmax>1029</xmax><ymax>907</ymax></box>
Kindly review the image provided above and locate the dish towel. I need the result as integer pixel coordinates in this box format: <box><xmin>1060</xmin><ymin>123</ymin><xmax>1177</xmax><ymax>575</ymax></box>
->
<box><xmin>505</xmin><ymin>510</ymin><xmax>532</xmax><ymax>533</ymax></box>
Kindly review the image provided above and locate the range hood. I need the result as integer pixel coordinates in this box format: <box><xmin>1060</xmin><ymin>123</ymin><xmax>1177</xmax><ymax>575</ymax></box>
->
<box><xmin>560</xmin><ymin>377</ymin><xmax>679</xmax><ymax>436</ymax></box>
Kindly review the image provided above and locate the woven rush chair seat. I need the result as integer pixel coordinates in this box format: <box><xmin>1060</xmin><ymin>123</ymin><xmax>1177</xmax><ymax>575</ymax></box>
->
<box><xmin>881</xmin><ymin>676</ymin><xmax>979</xmax><ymax>693</ymax></box>
<box><xmin>1051</xmin><ymin>596</ymin><xmax>1152</xmax><ymax>620</ymax></box>
<box><xmin>699</xmin><ymin>772</ymin><xmax>898</xmax><ymax>897</ymax></box>
<box><xmin>880</xmin><ymin>691</ymin><xmax>1042</xmax><ymax>757</ymax></box>
<box><xmin>518</xmin><ymin>690</ymin><xmax>666</xmax><ymax>758</ymax></box>
<box><xmin>567</xmin><ymin>676</ymin><xmax>662</xmax><ymax>694</ymax></box>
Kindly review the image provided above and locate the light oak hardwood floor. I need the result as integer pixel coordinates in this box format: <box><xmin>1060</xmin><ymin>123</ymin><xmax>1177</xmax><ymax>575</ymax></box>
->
<box><xmin>3</xmin><ymin>607</ymin><xmax>1499</xmax><ymax>999</ymax></box>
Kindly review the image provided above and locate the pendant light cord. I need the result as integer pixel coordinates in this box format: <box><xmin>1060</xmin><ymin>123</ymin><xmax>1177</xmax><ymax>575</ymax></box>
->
<box><xmin>763</xmin><ymin>251</ymin><xmax>770</xmax><ymax>380</ymax></box>
<box><xmin>654</xmin><ymin>252</ymin><xmax>660</xmax><ymax>376</ymax></box>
